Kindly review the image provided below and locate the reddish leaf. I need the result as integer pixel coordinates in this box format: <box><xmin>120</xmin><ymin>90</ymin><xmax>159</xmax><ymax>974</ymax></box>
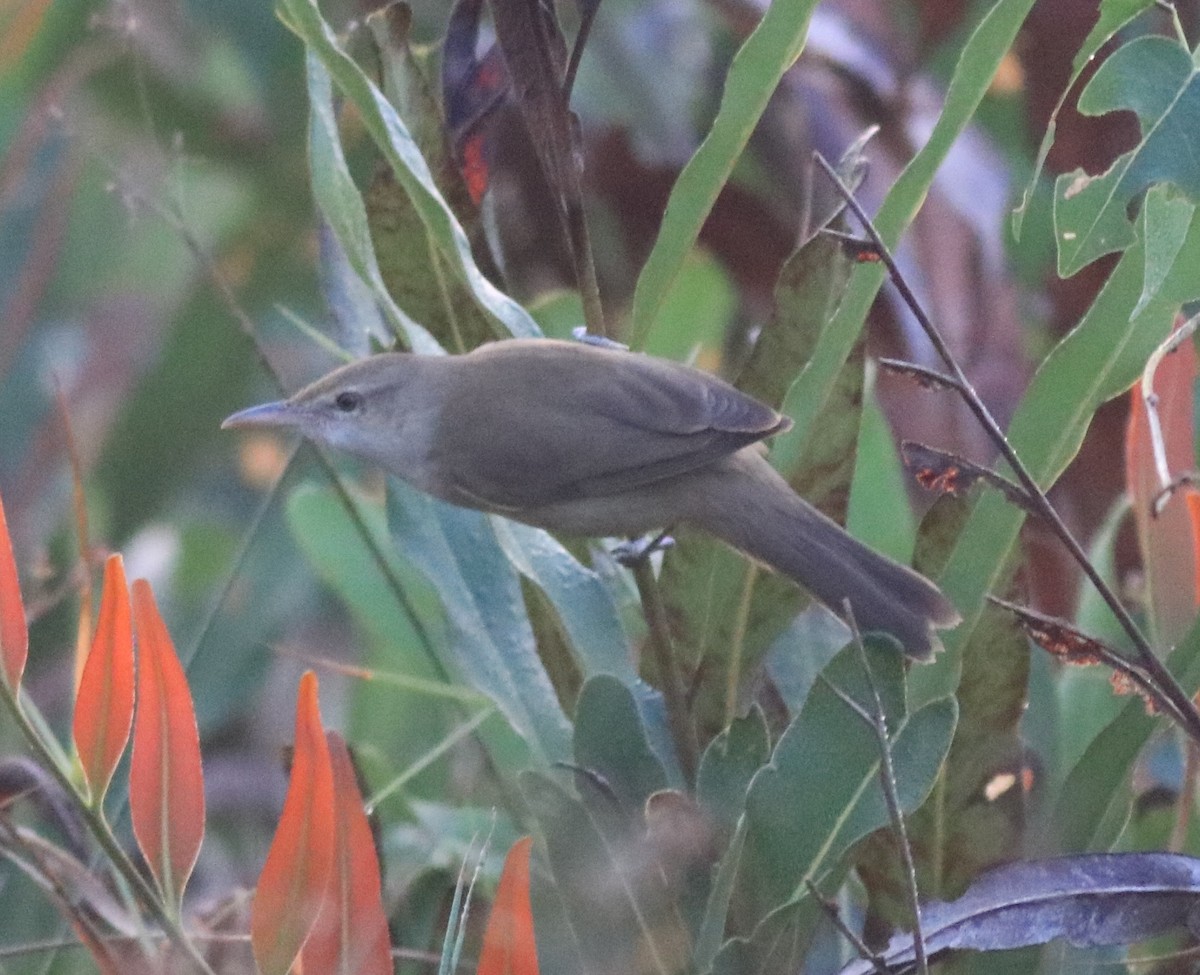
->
<box><xmin>477</xmin><ymin>836</ymin><xmax>539</xmax><ymax>975</ymax></box>
<box><xmin>129</xmin><ymin>579</ymin><xmax>205</xmax><ymax>911</ymax></box>
<box><xmin>73</xmin><ymin>555</ymin><xmax>134</xmax><ymax>803</ymax></box>
<box><xmin>0</xmin><ymin>492</ymin><xmax>28</xmax><ymax>694</ymax></box>
<box><xmin>300</xmin><ymin>732</ymin><xmax>392</xmax><ymax>975</ymax></box>
<box><xmin>252</xmin><ymin>671</ymin><xmax>336</xmax><ymax>975</ymax></box>
<box><xmin>1126</xmin><ymin>330</ymin><xmax>1199</xmax><ymax>643</ymax></box>
<box><xmin>1190</xmin><ymin>491</ymin><xmax>1200</xmax><ymax>603</ymax></box>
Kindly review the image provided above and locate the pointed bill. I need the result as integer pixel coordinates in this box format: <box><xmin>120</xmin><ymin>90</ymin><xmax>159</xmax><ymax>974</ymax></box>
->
<box><xmin>221</xmin><ymin>402</ymin><xmax>299</xmax><ymax>430</ymax></box>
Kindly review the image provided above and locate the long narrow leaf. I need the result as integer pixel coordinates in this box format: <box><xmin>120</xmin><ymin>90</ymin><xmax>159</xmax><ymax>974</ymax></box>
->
<box><xmin>129</xmin><ymin>579</ymin><xmax>205</xmax><ymax>913</ymax></box>
<box><xmin>838</xmin><ymin>853</ymin><xmax>1200</xmax><ymax>974</ymax></box>
<box><xmin>73</xmin><ymin>554</ymin><xmax>134</xmax><ymax>804</ymax></box>
<box><xmin>0</xmin><ymin>492</ymin><xmax>27</xmax><ymax>694</ymax></box>
<box><xmin>477</xmin><ymin>836</ymin><xmax>539</xmax><ymax>975</ymax></box>
<box><xmin>628</xmin><ymin>0</ymin><xmax>820</xmax><ymax>347</ymax></box>
<box><xmin>251</xmin><ymin>671</ymin><xmax>336</xmax><ymax>975</ymax></box>
<box><xmin>276</xmin><ymin>0</ymin><xmax>539</xmax><ymax>339</ymax></box>
<box><xmin>300</xmin><ymin>732</ymin><xmax>392</xmax><ymax>975</ymax></box>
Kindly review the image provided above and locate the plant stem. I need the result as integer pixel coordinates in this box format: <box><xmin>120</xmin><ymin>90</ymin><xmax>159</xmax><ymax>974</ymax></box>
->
<box><xmin>631</xmin><ymin>557</ymin><xmax>698</xmax><ymax>784</ymax></box>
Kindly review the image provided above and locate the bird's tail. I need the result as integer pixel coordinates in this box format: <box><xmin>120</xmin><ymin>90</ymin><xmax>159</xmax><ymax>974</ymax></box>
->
<box><xmin>683</xmin><ymin>451</ymin><xmax>960</xmax><ymax>660</ymax></box>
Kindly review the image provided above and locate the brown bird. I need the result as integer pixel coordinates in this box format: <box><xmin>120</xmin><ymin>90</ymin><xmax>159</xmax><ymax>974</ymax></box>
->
<box><xmin>223</xmin><ymin>338</ymin><xmax>958</xmax><ymax>658</ymax></box>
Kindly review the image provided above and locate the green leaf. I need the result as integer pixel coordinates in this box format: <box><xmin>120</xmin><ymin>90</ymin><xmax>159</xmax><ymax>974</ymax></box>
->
<box><xmin>364</xmin><ymin>7</ymin><xmax>502</xmax><ymax>353</ymax></box>
<box><xmin>697</xmin><ymin>706</ymin><xmax>770</xmax><ymax>832</ymax></box>
<box><xmin>1012</xmin><ymin>0</ymin><xmax>1156</xmax><ymax>238</ymax></box>
<box><xmin>277</xmin><ymin>0</ymin><xmax>540</xmax><ymax>338</ymax></box>
<box><xmin>522</xmin><ymin>770</ymin><xmax>688</xmax><ymax>975</ymax></box>
<box><xmin>1054</xmin><ymin>35</ymin><xmax>1200</xmax><ymax>276</ymax></box>
<box><xmin>694</xmin><ymin>817</ymin><xmax>747</xmax><ymax>973</ymax></box>
<box><xmin>658</xmin><ymin>235</ymin><xmax>862</xmax><ymax>733</ymax></box>
<box><xmin>629</xmin><ymin>0</ymin><xmax>821</xmax><ymax>347</ymax></box>
<box><xmin>306</xmin><ymin>52</ymin><xmax>439</xmax><ymax>354</ymax></box>
<box><xmin>1052</xmin><ymin>614</ymin><xmax>1200</xmax><ymax>852</ymax></box>
<box><xmin>491</xmin><ymin>521</ymin><xmax>683</xmax><ymax>784</ymax></box>
<box><xmin>738</xmin><ymin>639</ymin><xmax>955</xmax><ymax>917</ymax></box>
<box><xmin>937</xmin><ymin>223</ymin><xmax>1200</xmax><ymax>669</ymax></box>
<box><xmin>846</xmin><ymin>392</ymin><xmax>915</xmax><ymax>563</ymax></box>
<box><xmin>1134</xmin><ymin>185</ymin><xmax>1196</xmax><ymax>317</ymax></box>
<box><xmin>861</xmin><ymin>598</ymin><xmax>1026</xmax><ymax>916</ymax></box>
<box><xmin>387</xmin><ymin>481</ymin><xmax>571</xmax><ymax>766</ymax></box>
<box><xmin>573</xmin><ymin>675</ymin><xmax>668</xmax><ymax>813</ymax></box>
<box><xmin>284</xmin><ymin>483</ymin><xmax>453</xmax><ymax>786</ymax></box>
<box><xmin>769</xmin><ymin>0</ymin><xmax>1036</xmax><ymax>472</ymax></box>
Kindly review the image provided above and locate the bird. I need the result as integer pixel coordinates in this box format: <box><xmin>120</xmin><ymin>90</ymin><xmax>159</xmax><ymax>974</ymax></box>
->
<box><xmin>223</xmin><ymin>338</ymin><xmax>959</xmax><ymax>659</ymax></box>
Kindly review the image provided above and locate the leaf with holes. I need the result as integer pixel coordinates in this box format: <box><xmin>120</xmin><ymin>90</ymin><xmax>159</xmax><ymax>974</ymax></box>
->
<box><xmin>1054</xmin><ymin>35</ymin><xmax>1200</xmax><ymax>276</ymax></box>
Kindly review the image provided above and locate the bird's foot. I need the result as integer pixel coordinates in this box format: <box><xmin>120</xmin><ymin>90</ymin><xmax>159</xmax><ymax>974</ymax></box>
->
<box><xmin>572</xmin><ymin>326</ymin><xmax>628</xmax><ymax>351</ymax></box>
<box><xmin>611</xmin><ymin>530</ymin><xmax>675</xmax><ymax>566</ymax></box>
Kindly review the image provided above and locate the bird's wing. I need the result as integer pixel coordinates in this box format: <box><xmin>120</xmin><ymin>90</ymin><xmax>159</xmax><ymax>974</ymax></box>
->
<box><xmin>430</xmin><ymin>341</ymin><xmax>788</xmax><ymax>509</ymax></box>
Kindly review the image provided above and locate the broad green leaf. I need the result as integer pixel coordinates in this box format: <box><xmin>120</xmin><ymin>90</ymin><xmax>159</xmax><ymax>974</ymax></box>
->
<box><xmin>388</xmin><ymin>482</ymin><xmax>571</xmax><ymax>767</ymax></box>
<box><xmin>522</xmin><ymin>771</ymin><xmax>688</xmax><ymax>975</ymax></box>
<box><xmin>861</xmin><ymin>597</ymin><xmax>1027</xmax><ymax>915</ymax></box>
<box><xmin>492</xmin><ymin>522</ymin><xmax>633</xmax><ymax>684</ymax></box>
<box><xmin>1012</xmin><ymin>0</ymin><xmax>1156</xmax><ymax>238</ymax></box>
<box><xmin>696</xmin><ymin>706</ymin><xmax>770</xmax><ymax>832</ymax></box>
<box><xmin>629</xmin><ymin>0</ymin><xmax>821</xmax><ymax>347</ymax></box>
<box><xmin>658</xmin><ymin>233</ymin><xmax>861</xmax><ymax>733</ymax></box>
<box><xmin>1054</xmin><ymin>35</ymin><xmax>1200</xmax><ymax>276</ymax></box>
<box><xmin>277</xmin><ymin>0</ymin><xmax>539</xmax><ymax>338</ymax></box>
<box><xmin>1134</xmin><ymin>186</ymin><xmax>1195</xmax><ymax>317</ymax></box>
<box><xmin>694</xmin><ymin>817</ymin><xmax>747</xmax><ymax>973</ymax></box>
<box><xmin>846</xmin><ymin>392</ymin><xmax>915</xmax><ymax>563</ymax></box>
<box><xmin>364</xmin><ymin>8</ymin><xmax>502</xmax><ymax>353</ymax></box>
<box><xmin>738</xmin><ymin>639</ymin><xmax>955</xmax><ymax>917</ymax></box>
<box><xmin>1052</xmin><ymin>614</ymin><xmax>1200</xmax><ymax>852</ymax></box>
<box><xmin>769</xmin><ymin>0</ymin><xmax>1036</xmax><ymax>472</ymax></box>
<box><xmin>573</xmin><ymin>675</ymin><xmax>667</xmax><ymax>813</ymax></box>
<box><xmin>306</xmin><ymin>52</ymin><xmax>439</xmax><ymax>355</ymax></box>
<box><xmin>490</xmin><ymin>521</ymin><xmax>681</xmax><ymax>784</ymax></box>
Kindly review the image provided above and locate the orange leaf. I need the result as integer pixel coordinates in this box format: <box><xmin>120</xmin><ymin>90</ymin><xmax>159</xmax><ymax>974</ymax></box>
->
<box><xmin>73</xmin><ymin>555</ymin><xmax>134</xmax><ymax>803</ymax></box>
<box><xmin>1126</xmin><ymin>330</ymin><xmax>1199</xmax><ymax>643</ymax></box>
<box><xmin>252</xmin><ymin>671</ymin><xmax>336</xmax><ymax>975</ymax></box>
<box><xmin>300</xmin><ymin>732</ymin><xmax>392</xmax><ymax>975</ymax></box>
<box><xmin>477</xmin><ymin>837</ymin><xmax>539</xmax><ymax>975</ymax></box>
<box><xmin>129</xmin><ymin>579</ymin><xmax>205</xmax><ymax>911</ymax></box>
<box><xmin>0</xmin><ymin>492</ymin><xmax>28</xmax><ymax>694</ymax></box>
<box><xmin>1188</xmin><ymin>491</ymin><xmax>1200</xmax><ymax>604</ymax></box>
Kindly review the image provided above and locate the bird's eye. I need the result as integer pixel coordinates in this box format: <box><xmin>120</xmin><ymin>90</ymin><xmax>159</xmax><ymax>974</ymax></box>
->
<box><xmin>334</xmin><ymin>391</ymin><xmax>363</xmax><ymax>413</ymax></box>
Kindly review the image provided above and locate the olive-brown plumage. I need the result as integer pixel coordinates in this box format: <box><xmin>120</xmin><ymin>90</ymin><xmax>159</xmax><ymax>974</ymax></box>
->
<box><xmin>224</xmin><ymin>339</ymin><xmax>959</xmax><ymax>658</ymax></box>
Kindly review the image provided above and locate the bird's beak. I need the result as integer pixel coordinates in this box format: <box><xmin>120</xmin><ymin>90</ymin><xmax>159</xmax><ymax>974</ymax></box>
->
<box><xmin>221</xmin><ymin>401</ymin><xmax>300</xmax><ymax>430</ymax></box>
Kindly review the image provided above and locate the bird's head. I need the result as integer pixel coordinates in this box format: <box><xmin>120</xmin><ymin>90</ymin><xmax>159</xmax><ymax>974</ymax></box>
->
<box><xmin>222</xmin><ymin>353</ymin><xmax>432</xmax><ymax>472</ymax></box>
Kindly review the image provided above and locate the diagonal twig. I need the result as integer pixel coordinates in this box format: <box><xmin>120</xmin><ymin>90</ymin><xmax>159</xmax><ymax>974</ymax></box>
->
<box><xmin>814</xmin><ymin>152</ymin><xmax>1200</xmax><ymax>746</ymax></box>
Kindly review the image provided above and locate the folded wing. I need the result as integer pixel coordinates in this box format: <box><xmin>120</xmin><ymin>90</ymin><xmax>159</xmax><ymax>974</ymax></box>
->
<box><xmin>431</xmin><ymin>340</ymin><xmax>789</xmax><ymax>509</ymax></box>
